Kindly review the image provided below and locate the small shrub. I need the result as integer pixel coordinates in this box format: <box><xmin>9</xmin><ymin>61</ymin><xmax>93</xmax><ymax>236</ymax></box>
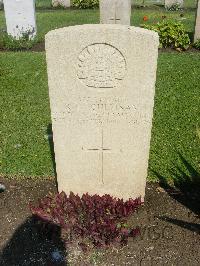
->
<box><xmin>166</xmin><ymin>3</ymin><xmax>182</xmax><ymax>11</ymax></box>
<box><xmin>30</xmin><ymin>191</ymin><xmax>141</xmax><ymax>248</ymax></box>
<box><xmin>2</xmin><ymin>31</ymin><xmax>36</xmax><ymax>51</ymax></box>
<box><xmin>193</xmin><ymin>39</ymin><xmax>200</xmax><ymax>50</ymax></box>
<box><xmin>72</xmin><ymin>0</ymin><xmax>99</xmax><ymax>9</ymax></box>
<box><xmin>143</xmin><ymin>20</ymin><xmax>190</xmax><ymax>50</ymax></box>
<box><xmin>52</xmin><ymin>1</ymin><xmax>68</xmax><ymax>9</ymax></box>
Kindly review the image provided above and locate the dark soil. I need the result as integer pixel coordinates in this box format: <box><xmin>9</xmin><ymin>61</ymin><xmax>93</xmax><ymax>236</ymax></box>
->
<box><xmin>0</xmin><ymin>42</ymin><xmax>45</xmax><ymax>53</ymax></box>
<box><xmin>0</xmin><ymin>42</ymin><xmax>199</xmax><ymax>53</ymax></box>
<box><xmin>158</xmin><ymin>46</ymin><xmax>200</xmax><ymax>53</ymax></box>
<box><xmin>30</xmin><ymin>41</ymin><xmax>45</xmax><ymax>52</ymax></box>
<box><xmin>0</xmin><ymin>176</ymin><xmax>199</xmax><ymax>266</ymax></box>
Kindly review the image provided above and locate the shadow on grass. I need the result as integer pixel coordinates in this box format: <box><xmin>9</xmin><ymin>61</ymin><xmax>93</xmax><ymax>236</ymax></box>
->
<box><xmin>153</xmin><ymin>152</ymin><xmax>200</xmax><ymax>233</ymax></box>
<box><xmin>188</xmin><ymin>31</ymin><xmax>195</xmax><ymax>43</ymax></box>
<box><xmin>0</xmin><ymin>216</ymin><xmax>66</xmax><ymax>266</ymax></box>
<box><xmin>47</xmin><ymin>124</ymin><xmax>58</xmax><ymax>189</ymax></box>
<box><xmin>36</xmin><ymin>7</ymin><xmax>72</xmax><ymax>12</ymax></box>
<box><xmin>134</xmin><ymin>4</ymin><xmax>164</xmax><ymax>9</ymax></box>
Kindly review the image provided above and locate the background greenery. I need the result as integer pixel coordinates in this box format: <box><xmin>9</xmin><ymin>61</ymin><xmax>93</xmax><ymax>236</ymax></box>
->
<box><xmin>0</xmin><ymin>5</ymin><xmax>197</xmax><ymax>45</ymax></box>
<box><xmin>34</xmin><ymin>0</ymin><xmax>198</xmax><ymax>9</ymax></box>
<box><xmin>0</xmin><ymin>52</ymin><xmax>199</xmax><ymax>182</ymax></box>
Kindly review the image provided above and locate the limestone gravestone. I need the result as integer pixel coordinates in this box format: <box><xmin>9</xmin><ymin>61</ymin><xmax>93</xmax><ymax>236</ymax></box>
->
<box><xmin>46</xmin><ymin>25</ymin><xmax>159</xmax><ymax>200</ymax></box>
<box><xmin>164</xmin><ymin>0</ymin><xmax>183</xmax><ymax>9</ymax></box>
<box><xmin>194</xmin><ymin>0</ymin><xmax>200</xmax><ymax>42</ymax></box>
<box><xmin>100</xmin><ymin>0</ymin><xmax>131</xmax><ymax>25</ymax></box>
<box><xmin>52</xmin><ymin>0</ymin><xmax>70</xmax><ymax>8</ymax></box>
<box><xmin>3</xmin><ymin>0</ymin><xmax>36</xmax><ymax>39</ymax></box>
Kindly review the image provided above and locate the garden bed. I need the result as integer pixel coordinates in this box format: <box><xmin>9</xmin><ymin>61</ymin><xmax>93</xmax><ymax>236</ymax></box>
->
<box><xmin>0</xmin><ymin>177</ymin><xmax>199</xmax><ymax>265</ymax></box>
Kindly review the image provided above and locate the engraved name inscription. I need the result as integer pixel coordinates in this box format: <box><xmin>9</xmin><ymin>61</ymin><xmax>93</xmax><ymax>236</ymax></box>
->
<box><xmin>52</xmin><ymin>96</ymin><xmax>144</xmax><ymax>125</ymax></box>
<box><xmin>77</xmin><ymin>43</ymin><xmax>126</xmax><ymax>88</ymax></box>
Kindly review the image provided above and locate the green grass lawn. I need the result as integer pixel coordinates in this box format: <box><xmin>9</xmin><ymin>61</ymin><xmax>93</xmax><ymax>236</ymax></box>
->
<box><xmin>36</xmin><ymin>0</ymin><xmax>52</xmax><ymax>8</ymax></box>
<box><xmin>0</xmin><ymin>52</ymin><xmax>199</xmax><ymax>183</ymax></box>
<box><xmin>0</xmin><ymin>4</ymin><xmax>199</xmax><ymax>184</ymax></box>
<box><xmin>0</xmin><ymin>53</ymin><xmax>51</xmax><ymax>177</ymax></box>
<box><xmin>0</xmin><ymin>7</ymin><xmax>196</xmax><ymax>44</ymax></box>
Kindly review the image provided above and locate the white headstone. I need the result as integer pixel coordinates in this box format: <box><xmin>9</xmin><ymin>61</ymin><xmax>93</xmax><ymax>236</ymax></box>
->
<box><xmin>46</xmin><ymin>25</ymin><xmax>159</xmax><ymax>200</ymax></box>
<box><xmin>52</xmin><ymin>0</ymin><xmax>70</xmax><ymax>8</ymax></box>
<box><xmin>100</xmin><ymin>0</ymin><xmax>131</xmax><ymax>25</ymax></box>
<box><xmin>194</xmin><ymin>0</ymin><xmax>200</xmax><ymax>42</ymax></box>
<box><xmin>3</xmin><ymin>0</ymin><xmax>36</xmax><ymax>39</ymax></box>
<box><xmin>164</xmin><ymin>0</ymin><xmax>183</xmax><ymax>9</ymax></box>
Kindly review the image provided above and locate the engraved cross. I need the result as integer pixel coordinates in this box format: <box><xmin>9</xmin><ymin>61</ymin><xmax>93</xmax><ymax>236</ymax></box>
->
<box><xmin>109</xmin><ymin>12</ymin><xmax>121</xmax><ymax>24</ymax></box>
<box><xmin>86</xmin><ymin>128</ymin><xmax>111</xmax><ymax>184</ymax></box>
<box><xmin>109</xmin><ymin>3</ymin><xmax>120</xmax><ymax>24</ymax></box>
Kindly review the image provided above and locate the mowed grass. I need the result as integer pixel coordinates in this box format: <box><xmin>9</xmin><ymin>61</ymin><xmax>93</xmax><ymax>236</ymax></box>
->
<box><xmin>0</xmin><ymin>52</ymin><xmax>199</xmax><ymax>182</ymax></box>
<box><xmin>0</xmin><ymin>7</ymin><xmax>196</xmax><ymax>44</ymax></box>
<box><xmin>0</xmin><ymin>53</ymin><xmax>52</xmax><ymax>177</ymax></box>
<box><xmin>150</xmin><ymin>52</ymin><xmax>200</xmax><ymax>182</ymax></box>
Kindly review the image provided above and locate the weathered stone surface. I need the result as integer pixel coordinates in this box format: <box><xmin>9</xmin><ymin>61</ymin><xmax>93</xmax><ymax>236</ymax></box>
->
<box><xmin>46</xmin><ymin>24</ymin><xmax>159</xmax><ymax>200</ymax></box>
<box><xmin>164</xmin><ymin>0</ymin><xmax>183</xmax><ymax>9</ymax></box>
<box><xmin>52</xmin><ymin>0</ymin><xmax>70</xmax><ymax>8</ymax></box>
<box><xmin>3</xmin><ymin>0</ymin><xmax>36</xmax><ymax>39</ymax></box>
<box><xmin>194</xmin><ymin>0</ymin><xmax>200</xmax><ymax>42</ymax></box>
<box><xmin>100</xmin><ymin>0</ymin><xmax>131</xmax><ymax>25</ymax></box>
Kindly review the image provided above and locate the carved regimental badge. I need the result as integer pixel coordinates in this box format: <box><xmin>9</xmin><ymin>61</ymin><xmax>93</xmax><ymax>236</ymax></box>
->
<box><xmin>77</xmin><ymin>43</ymin><xmax>126</xmax><ymax>88</ymax></box>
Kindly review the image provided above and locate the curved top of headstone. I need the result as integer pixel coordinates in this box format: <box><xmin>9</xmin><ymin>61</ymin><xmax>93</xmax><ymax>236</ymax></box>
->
<box><xmin>45</xmin><ymin>24</ymin><xmax>159</xmax><ymax>44</ymax></box>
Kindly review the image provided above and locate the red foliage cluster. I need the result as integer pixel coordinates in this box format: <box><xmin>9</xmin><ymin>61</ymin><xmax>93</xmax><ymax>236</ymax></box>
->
<box><xmin>30</xmin><ymin>192</ymin><xmax>141</xmax><ymax>248</ymax></box>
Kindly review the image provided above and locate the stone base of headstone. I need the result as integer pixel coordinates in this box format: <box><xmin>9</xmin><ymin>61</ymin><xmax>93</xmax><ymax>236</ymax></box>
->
<box><xmin>194</xmin><ymin>0</ymin><xmax>200</xmax><ymax>42</ymax></box>
<box><xmin>164</xmin><ymin>0</ymin><xmax>183</xmax><ymax>9</ymax></box>
<box><xmin>3</xmin><ymin>0</ymin><xmax>36</xmax><ymax>39</ymax></box>
<box><xmin>52</xmin><ymin>0</ymin><xmax>70</xmax><ymax>8</ymax></box>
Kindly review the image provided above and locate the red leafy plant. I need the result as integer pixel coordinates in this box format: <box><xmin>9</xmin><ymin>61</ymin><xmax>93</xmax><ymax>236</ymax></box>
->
<box><xmin>30</xmin><ymin>192</ymin><xmax>141</xmax><ymax>249</ymax></box>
